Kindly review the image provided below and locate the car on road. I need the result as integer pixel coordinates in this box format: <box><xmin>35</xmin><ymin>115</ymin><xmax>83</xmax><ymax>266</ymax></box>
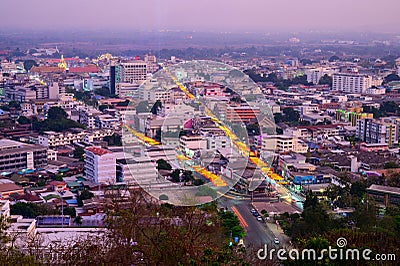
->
<box><xmin>274</xmin><ymin>237</ymin><xmax>280</xmax><ymax>245</ymax></box>
<box><xmin>257</xmin><ymin>216</ymin><xmax>263</xmax><ymax>222</ymax></box>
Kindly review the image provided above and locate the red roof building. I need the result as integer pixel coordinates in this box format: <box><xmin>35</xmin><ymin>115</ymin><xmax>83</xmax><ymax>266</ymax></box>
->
<box><xmin>30</xmin><ymin>66</ymin><xmax>64</xmax><ymax>73</ymax></box>
<box><xmin>85</xmin><ymin>146</ymin><xmax>111</xmax><ymax>156</ymax></box>
<box><xmin>68</xmin><ymin>65</ymin><xmax>100</xmax><ymax>73</ymax></box>
<box><xmin>0</xmin><ymin>183</ymin><xmax>24</xmax><ymax>199</ymax></box>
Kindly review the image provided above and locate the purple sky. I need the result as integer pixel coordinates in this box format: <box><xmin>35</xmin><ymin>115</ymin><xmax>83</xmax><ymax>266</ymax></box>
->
<box><xmin>2</xmin><ymin>0</ymin><xmax>399</xmax><ymax>32</ymax></box>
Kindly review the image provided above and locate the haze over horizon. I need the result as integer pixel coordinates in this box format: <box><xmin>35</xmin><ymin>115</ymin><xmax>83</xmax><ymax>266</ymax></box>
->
<box><xmin>2</xmin><ymin>0</ymin><xmax>399</xmax><ymax>34</ymax></box>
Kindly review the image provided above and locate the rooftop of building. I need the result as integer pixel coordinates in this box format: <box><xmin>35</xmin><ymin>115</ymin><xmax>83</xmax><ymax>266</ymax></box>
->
<box><xmin>263</xmin><ymin>135</ymin><xmax>293</xmax><ymax>140</ymax></box>
<box><xmin>10</xmin><ymin>193</ymin><xmax>42</xmax><ymax>202</ymax></box>
<box><xmin>296</xmin><ymin>124</ymin><xmax>344</xmax><ymax>131</ymax></box>
<box><xmin>86</xmin><ymin>146</ymin><xmax>112</xmax><ymax>156</ymax></box>
<box><xmin>333</xmin><ymin>72</ymin><xmax>370</xmax><ymax>77</ymax></box>
<box><xmin>30</xmin><ymin>66</ymin><xmax>64</xmax><ymax>73</ymax></box>
<box><xmin>0</xmin><ymin>139</ymin><xmax>24</xmax><ymax>150</ymax></box>
<box><xmin>0</xmin><ymin>181</ymin><xmax>23</xmax><ymax>193</ymax></box>
<box><xmin>68</xmin><ymin>65</ymin><xmax>100</xmax><ymax>73</ymax></box>
<box><xmin>367</xmin><ymin>184</ymin><xmax>400</xmax><ymax>196</ymax></box>
<box><xmin>0</xmin><ymin>139</ymin><xmax>46</xmax><ymax>153</ymax></box>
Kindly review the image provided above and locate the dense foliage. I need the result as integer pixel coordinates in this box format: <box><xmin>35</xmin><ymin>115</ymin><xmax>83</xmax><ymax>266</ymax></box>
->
<box><xmin>10</xmin><ymin>202</ymin><xmax>60</xmax><ymax>218</ymax></box>
<box><xmin>279</xmin><ymin>175</ymin><xmax>400</xmax><ymax>265</ymax></box>
<box><xmin>32</xmin><ymin>107</ymin><xmax>84</xmax><ymax>132</ymax></box>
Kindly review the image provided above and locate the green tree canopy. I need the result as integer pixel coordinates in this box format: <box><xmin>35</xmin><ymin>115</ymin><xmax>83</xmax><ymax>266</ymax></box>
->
<box><xmin>116</xmin><ymin>100</ymin><xmax>130</xmax><ymax>107</ymax></box>
<box><xmin>384</xmin><ymin>73</ymin><xmax>400</xmax><ymax>84</ymax></box>
<box><xmin>17</xmin><ymin>116</ymin><xmax>31</xmax><ymax>124</ymax></box>
<box><xmin>219</xmin><ymin>211</ymin><xmax>246</xmax><ymax>238</ymax></box>
<box><xmin>47</xmin><ymin>107</ymin><xmax>68</xmax><ymax>120</ymax></box>
<box><xmin>318</xmin><ymin>74</ymin><xmax>332</xmax><ymax>86</ymax></box>
<box><xmin>151</xmin><ymin>100</ymin><xmax>162</xmax><ymax>115</ymax></box>
<box><xmin>23</xmin><ymin>60</ymin><xmax>38</xmax><ymax>72</ymax></box>
<box><xmin>74</xmin><ymin>216</ymin><xmax>83</xmax><ymax>225</ymax></box>
<box><xmin>384</xmin><ymin>161</ymin><xmax>399</xmax><ymax>169</ymax></box>
<box><xmin>275</xmin><ymin>107</ymin><xmax>300</xmax><ymax>124</ymax></box>
<box><xmin>8</xmin><ymin>101</ymin><xmax>21</xmax><ymax>110</ymax></box>
<box><xmin>170</xmin><ymin>169</ymin><xmax>181</xmax><ymax>182</ymax></box>
<box><xmin>99</xmin><ymin>104</ymin><xmax>113</xmax><ymax>112</ymax></box>
<box><xmin>77</xmin><ymin>189</ymin><xmax>95</xmax><ymax>207</ymax></box>
<box><xmin>33</xmin><ymin>106</ymin><xmax>84</xmax><ymax>132</ymax></box>
<box><xmin>73</xmin><ymin>146</ymin><xmax>85</xmax><ymax>160</ymax></box>
<box><xmin>10</xmin><ymin>202</ymin><xmax>60</xmax><ymax>218</ymax></box>
<box><xmin>103</xmin><ymin>134</ymin><xmax>122</xmax><ymax>146</ymax></box>
<box><xmin>63</xmin><ymin>207</ymin><xmax>76</xmax><ymax>218</ymax></box>
<box><xmin>328</xmin><ymin>55</ymin><xmax>340</xmax><ymax>62</ymax></box>
<box><xmin>94</xmin><ymin>87</ymin><xmax>111</xmax><ymax>97</ymax></box>
<box><xmin>156</xmin><ymin>159</ymin><xmax>172</xmax><ymax>171</ymax></box>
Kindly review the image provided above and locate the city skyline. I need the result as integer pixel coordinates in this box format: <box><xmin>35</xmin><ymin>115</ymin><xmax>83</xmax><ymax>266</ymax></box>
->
<box><xmin>2</xmin><ymin>0</ymin><xmax>399</xmax><ymax>33</ymax></box>
<box><xmin>2</xmin><ymin>1</ymin><xmax>400</xmax><ymax>264</ymax></box>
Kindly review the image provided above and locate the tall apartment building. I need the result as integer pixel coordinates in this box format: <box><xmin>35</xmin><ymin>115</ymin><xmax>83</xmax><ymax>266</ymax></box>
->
<box><xmin>306</xmin><ymin>68</ymin><xmax>325</xmax><ymax>85</ymax></box>
<box><xmin>144</xmin><ymin>54</ymin><xmax>158</xmax><ymax>74</ymax></box>
<box><xmin>35</xmin><ymin>85</ymin><xmax>49</xmax><ymax>99</ymax></box>
<box><xmin>109</xmin><ymin>63</ymin><xmax>121</xmax><ymax>95</ymax></box>
<box><xmin>85</xmin><ymin>146</ymin><xmax>116</xmax><ymax>184</ymax></box>
<box><xmin>79</xmin><ymin>108</ymin><xmax>102</xmax><ymax>129</ymax></box>
<box><xmin>0</xmin><ymin>139</ymin><xmax>47</xmax><ymax>171</ymax></box>
<box><xmin>120</xmin><ymin>61</ymin><xmax>147</xmax><ymax>84</ymax></box>
<box><xmin>335</xmin><ymin>108</ymin><xmax>374</xmax><ymax>126</ymax></box>
<box><xmin>356</xmin><ymin>118</ymin><xmax>398</xmax><ymax>148</ymax></box>
<box><xmin>332</xmin><ymin>73</ymin><xmax>372</xmax><ymax>94</ymax></box>
<box><xmin>48</xmin><ymin>82</ymin><xmax>61</xmax><ymax>100</ymax></box>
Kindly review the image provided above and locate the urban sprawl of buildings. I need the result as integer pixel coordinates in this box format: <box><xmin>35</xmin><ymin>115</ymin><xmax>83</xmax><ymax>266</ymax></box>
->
<box><xmin>2</xmin><ymin>44</ymin><xmax>400</xmax><ymax>252</ymax></box>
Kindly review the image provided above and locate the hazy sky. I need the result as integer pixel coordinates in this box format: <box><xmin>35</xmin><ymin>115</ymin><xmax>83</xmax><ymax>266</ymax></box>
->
<box><xmin>2</xmin><ymin>0</ymin><xmax>399</xmax><ymax>33</ymax></box>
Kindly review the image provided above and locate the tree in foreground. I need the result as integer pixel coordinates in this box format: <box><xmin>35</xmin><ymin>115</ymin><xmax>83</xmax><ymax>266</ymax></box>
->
<box><xmin>0</xmin><ymin>214</ymin><xmax>39</xmax><ymax>265</ymax></box>
<box><xmin>2</xmin><ymin>189</ymin><xmax>272</xmax><ymax>265</ymax></box>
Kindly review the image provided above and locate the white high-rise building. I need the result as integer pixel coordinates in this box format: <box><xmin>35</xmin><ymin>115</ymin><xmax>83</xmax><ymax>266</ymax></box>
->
<box><xmin>85</xmin><ymin>146</ymin><xmax>116</xmax><ymax>184</ymax></box>
<box><xmin>120</xmin><ymin>61</ymin><xmax>148</xmax><ymax>84</ymax></box>
<box><xmin>144</xmin><ymin>54</ymin><xmax>158</xmax><ymax>74</ymax></box>
<box><xmin>332</xmin><ymin>73</ymin><xmax>372</xmax><ymax>94</ymax></box>
<box><xmin>306</xmin><ymin>68</ymin><xmax>323</xmax><ymax>85</ymax></box>
<box><xmin>48</xmin><ymin>82</ymin><xmax>60</xmax><ymax>100</ymax></box>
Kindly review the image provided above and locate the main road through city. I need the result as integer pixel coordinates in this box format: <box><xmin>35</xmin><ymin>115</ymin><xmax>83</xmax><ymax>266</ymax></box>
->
<box><xmin>218</xmin><ymin>197</ymin><xmax>279</xmax><ymax>247</ymax></box>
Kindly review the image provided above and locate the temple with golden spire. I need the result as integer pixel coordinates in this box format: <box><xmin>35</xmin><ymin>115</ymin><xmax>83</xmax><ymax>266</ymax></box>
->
<box><xmin>58</xmin><ymin>54</ymin><xmax>67</xmax><ymax>70</ymax></box>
